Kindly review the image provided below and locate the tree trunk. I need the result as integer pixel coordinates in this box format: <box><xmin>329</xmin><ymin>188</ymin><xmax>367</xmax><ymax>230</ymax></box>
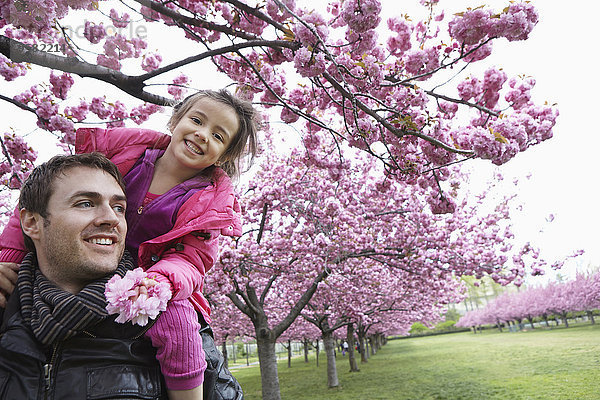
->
<box><xmin>287</xmin><ymin>339</ymin><xmax>292</xmax><ymax>368</ymax></box>
<box><xmin>496</xmin><ymin>319</ymin><xmax>502</xmax><ymax>333</ymax></box>
<box><xmin>232</xmin><ymin>339</ymin><xmax>236</xmax><ymax>364</ymax></box>
<box><xmin>543</xmin><ymin>315</ymin><xmax>550</xmax><ymax>327</ymax></box>
<box><xmin>357</xmin><ymin>328</ymin><xmax>367</xmax><ymax>363</ymax></box>
<box><xmin>527</xmin><ymin>317</ymin><xmax>535</xmax><ymax>330</ymax></box>
<box><xmin>587</xmin><ymin>311</ymin><xmax>595</xmax><ymax>324</ymax></box>
<box><xmin>322</xmin><ymin>330</ymin><xmax>339</xmax><ymax>388</ymax></box>
<box><xmin>562</xmin><ymin>314</ymin><xmax>569</xmax><ymax>328</ymax></box>
<box><xmin>303</xmin><ymin>339</ymin><xmax>309</xmax><ymax>363</ymax></box>
<box><xmin>221</xmin><ymin>340</ymin><xmax>229</xmax><ymax>369</ymax></box>
<box><xmin>315</xmin><ymin>340</ymin><xmax>320</xmax><ymax>367</ymax></box>
<box><xmin>369</xmin><ymin>337</ymin><xmax>376</xmax><ymax>356</ymax></box>
<box><xmin>246</xmin><ymin>342</ymin><xmax>250</xmax><ymax>366</ymax></box>
<box><xmin>347</xmin><ymin>324</ymin><xmax>359</xmax><ymax>372</ymax></box>
<box><xmin>256</xmin><ymin>335</ymin><xmax>281</xmax><ymax>400</ymax></box>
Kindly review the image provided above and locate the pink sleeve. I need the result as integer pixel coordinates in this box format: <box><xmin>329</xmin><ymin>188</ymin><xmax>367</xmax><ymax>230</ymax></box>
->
<box><xmin>145</xmin><ymin>299</ymin><xmax>206</xmax><ymax>390</ymax></box>
<box><xmin>146</xmin><ymin>231</ymin><xmax>220</xmax><ymax>301</ymax></box>
<box><xmin>0</xmin><ymin>207</ymin><xmax>27</xmax><ymax>263</ymax></box>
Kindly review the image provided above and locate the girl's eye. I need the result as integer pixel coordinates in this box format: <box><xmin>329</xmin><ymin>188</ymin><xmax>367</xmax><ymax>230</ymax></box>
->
<box><xmin>213</xmin><ymin>133</ymin><xmax>224</xmax><ymax>142</ymax></box>
<box><xmin>191</xmin><ymin>117</ymin><xmax>202</xmax><ymax>124</ymax></box>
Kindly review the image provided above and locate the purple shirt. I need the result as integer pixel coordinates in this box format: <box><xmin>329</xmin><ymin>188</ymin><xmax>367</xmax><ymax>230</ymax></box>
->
<box><xmin>123</xmin><ymin>149</ymin><xmax>212</xmax><ymax>262</ymax></box>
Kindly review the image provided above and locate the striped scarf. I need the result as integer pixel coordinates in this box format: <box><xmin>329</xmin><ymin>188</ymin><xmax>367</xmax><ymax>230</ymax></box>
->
<box><xmin>18</xmin><ymin>252</ymin><xmax>134</xmax><ymax>346</ymax></box>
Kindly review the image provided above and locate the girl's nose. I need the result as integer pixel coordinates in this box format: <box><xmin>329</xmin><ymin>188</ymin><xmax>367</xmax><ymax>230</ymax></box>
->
<box><xmin>195</xmin><ymin>129</ymin><xmax>208</xmax><ymax>143</ymax></box>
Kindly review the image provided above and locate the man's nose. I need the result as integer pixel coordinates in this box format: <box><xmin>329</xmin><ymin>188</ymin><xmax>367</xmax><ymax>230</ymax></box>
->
<box><xmin>94</xmin><ymin>204</ymin><xmax>121</xmax><ymax>227</ymax></box>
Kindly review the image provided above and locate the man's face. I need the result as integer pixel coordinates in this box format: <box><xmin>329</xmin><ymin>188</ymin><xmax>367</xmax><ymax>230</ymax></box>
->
<box><xmin>27</xmin><ymin>167</ymin><xmax>127</xmax><ymax>293</ymax></box>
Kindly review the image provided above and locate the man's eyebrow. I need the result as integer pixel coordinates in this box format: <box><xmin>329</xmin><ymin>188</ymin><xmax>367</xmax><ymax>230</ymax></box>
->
<box><xmin>68</xmin><ymin>191</ymin><xmax>127</xmax><ymax>202</ymax></box>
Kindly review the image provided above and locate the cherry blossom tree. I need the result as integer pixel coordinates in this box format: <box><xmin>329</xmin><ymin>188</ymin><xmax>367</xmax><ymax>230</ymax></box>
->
<box><xmin>205</xmin><ymin>127</ymin><xmax>550</xmax><ymax>399</ymax></box>
<box><xmin>1</xmin><ymin>0</ymin><xmax>556</xmax><ymax>209</ymax></box>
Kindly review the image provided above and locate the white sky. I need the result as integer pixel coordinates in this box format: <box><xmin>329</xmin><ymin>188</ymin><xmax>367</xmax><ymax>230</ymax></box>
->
<box><xmin>0</xmin><ymin>0</ymin><xmax>597</xmax><ymax>282</ymax></box>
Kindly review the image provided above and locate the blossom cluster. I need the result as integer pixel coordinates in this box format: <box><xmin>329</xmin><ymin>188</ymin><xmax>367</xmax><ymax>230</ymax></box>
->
<box><xmin>448</xmin><ymin>2</ymin><xmax>538</xmax><ymax>45</ymax></box>
<box><xmin>0</xmin><ymin>133</ymin><xmax>37</xmax><ymax>189</ymax></box>
<box><xmin>105</xmin><ymin>268</ymin><xmax>172</xmax><ymax>326</ymax></box>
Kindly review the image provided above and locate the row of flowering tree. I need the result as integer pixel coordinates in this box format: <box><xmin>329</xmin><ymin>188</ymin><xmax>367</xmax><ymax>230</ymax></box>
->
<box><xmin>202</xmin><ymin>128</ymin><xmax>561</xmax><ymax>397</ymax></box>
<box><xmin>456</xmin><ymin>271</ymin><xmax>600</xmax><ymax>331</ymax></box>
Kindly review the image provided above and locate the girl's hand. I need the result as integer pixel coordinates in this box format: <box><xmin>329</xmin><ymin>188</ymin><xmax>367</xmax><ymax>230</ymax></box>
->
<box><xmin>0</xmin><ymin>262</ymin><xmax>19</xmax><ymax>308</ymax></box>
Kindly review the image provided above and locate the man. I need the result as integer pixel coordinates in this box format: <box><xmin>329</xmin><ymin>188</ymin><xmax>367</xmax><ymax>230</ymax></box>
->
<box><xmin>0</xmin><ymin>153</ymin><xmax>168</xmax><ymax>399</ymax></box>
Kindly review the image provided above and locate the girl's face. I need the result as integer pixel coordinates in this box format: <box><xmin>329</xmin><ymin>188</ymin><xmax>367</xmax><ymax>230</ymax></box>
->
<box><xmin>166</xmin><ymin>96</ymin><xmax>239</xmax><ymax>176</ymax></box>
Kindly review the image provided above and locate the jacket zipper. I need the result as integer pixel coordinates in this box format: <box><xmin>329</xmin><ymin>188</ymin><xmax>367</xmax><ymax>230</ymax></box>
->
<box><xmin>43</xmin><ymin>343</ymin><xmax>59</xmax><ymax>399</ymax></box>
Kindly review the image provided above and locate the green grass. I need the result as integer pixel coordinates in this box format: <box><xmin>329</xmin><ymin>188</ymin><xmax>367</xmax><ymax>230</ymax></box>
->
<box><xmin>231</xmin><ymin>323</ymin><xmax>600</xmax><ymax>399</ymax></box>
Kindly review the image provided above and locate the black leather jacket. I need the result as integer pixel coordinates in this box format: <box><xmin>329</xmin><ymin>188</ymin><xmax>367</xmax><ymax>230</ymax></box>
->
<box><xmin>0</xmin><ymin>288</ymin><xmax>168</xmax><ymax>400</ymax></box>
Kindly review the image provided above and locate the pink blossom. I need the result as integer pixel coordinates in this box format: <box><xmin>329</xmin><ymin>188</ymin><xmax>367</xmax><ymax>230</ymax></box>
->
<box><xmin>0</xmin><ymin>55</ymin><xmax>27</xmax><ymax>81</ymax></box>
<box><xmin>448</xmin><ymin>8</ymin><xmax>493</xmax><ymax>45</ymax></box>
<box><xmin>35</xmin><ymin>97</ymin><xmax>58</xmax><ymax>120</ymax></box>
<box><xmin>47</xmin><ymin>115</ymin><xmax>74</xmax><ymax>134</ymax></box>
<box><xmin>83</xmin><ymin>21</ymin><xmax>106</xmax><ymax>44</ymax></box>
<box><xmin>64</xmin><ymin>101</ymin><xmax>89</xmax><ymax>121</ymax></box>
<box><xmin>49</xmin><ymin>71</ymin><xmax>74</xmax><ymax>100</ymax></box>
<box><xmin>168</xmin><ymin>74</ymin><xmax>189</xmax><ymax>100</ymax></box>
<box><xmin>403</xmin><ymin>47</ymin><xmax>440</xmax><ymax>76</ymax></box>
<box><xmin>341</xmin><ymin>0</ymin><xmax>382</xmax><ymax>33</ymax></box>
<box><xmin>90</xmin><ymin>97</ymin><xmax>112</xmax><ymax>119</ymax></box>
<box><xmin>292</xmin><ymin>12</ymin><xmax>328</xmax><ymax>46</ymax></box>
<box><xmin>293</xmin><ymin>47</ymin><xmax>326</xmax><ymax>77</ymax></box>
<box><xmin>386</xmin><ymin>17</ymin><xmax>412</xmax><ymax>55</ymax></box>
<box><xmin>105</xmin><ymin>268</ymin><xmax>172</xmax><ymax>326</ymax></box>
<box><xmin>109</xmin><ymin>9</ymin><xmax>130</xmax><ymax>28</ymax></box>
<box><xmin>97</xmin><ymin>54</ymin><xmax>121</xmax><ymax>70</ymax></box>
<box><xmin>141</xmin><ymin>53</ymin><xmax>162</xmax><ymax>72</ymax></box>
<box><xmin>130</xmin><ymin>102</ymin><xmax>163</xmax><ymax>124</ymax></box>
<box><xmin>266</xmin><ymin>0</ymin><xmax>295</xmax><ymax>22</ymax></box>
<box><xmin>495</xmin><ymin>2</ymin><xmax>538</xmax><ymax>42</ymax></box>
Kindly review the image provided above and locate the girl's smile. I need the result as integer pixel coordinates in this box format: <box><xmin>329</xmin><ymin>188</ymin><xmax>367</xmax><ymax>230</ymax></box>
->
<box><xmin>159</xmin><ymin>96</ymin><xmax>240</xmax><ymax>182</ymax></box>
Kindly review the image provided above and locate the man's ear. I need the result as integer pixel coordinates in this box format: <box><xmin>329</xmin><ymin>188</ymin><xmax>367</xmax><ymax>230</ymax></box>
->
<box><xmin>19</xmin><ymin>209</ymin><xmax>43</xmax><ymax>241</ymax></box>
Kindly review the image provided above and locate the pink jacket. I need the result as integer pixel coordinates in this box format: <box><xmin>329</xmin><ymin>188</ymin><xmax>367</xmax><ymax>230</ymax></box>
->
<box><xmin>0</xmin><ymin>127</ymin><xmax>242</xmax><ymax>323</ymax></box>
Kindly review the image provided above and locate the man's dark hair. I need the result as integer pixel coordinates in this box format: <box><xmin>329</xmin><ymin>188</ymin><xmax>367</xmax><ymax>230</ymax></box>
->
<box><xmin>19</xmin><ymin>152</ymin><xmax>125</xmax><ymax>252</ymax></box>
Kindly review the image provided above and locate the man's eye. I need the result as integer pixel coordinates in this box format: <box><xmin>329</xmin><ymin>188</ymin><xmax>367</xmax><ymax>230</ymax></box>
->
<box><xmin>113</xmin><ymin>205</ymin><xmax>126</xmax><ymax>213</ymax></box>
<box><xmin>76</xmin><ymin>201</ymin><xmax>93</xmax><ymax>208</ymax></box>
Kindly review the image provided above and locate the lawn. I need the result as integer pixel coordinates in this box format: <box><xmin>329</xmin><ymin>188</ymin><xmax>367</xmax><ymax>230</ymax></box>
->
<box><xmin>231</xmin><ymin>323</ymin><xmax>600</xmax><ymax>399</ymax></box>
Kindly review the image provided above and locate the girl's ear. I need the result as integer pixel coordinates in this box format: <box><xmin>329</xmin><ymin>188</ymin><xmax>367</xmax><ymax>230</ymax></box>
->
<box><xmin>19</xmin><ymin>209</ymin><xmax>43</xmax><ymax>241</ymax></box>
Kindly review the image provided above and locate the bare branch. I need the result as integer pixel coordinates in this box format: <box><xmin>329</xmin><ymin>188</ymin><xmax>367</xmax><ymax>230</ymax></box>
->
<box><xmin>0</xmin><ymin>35</ymin><xmax>170</xmax><ymax>105</ymax></box>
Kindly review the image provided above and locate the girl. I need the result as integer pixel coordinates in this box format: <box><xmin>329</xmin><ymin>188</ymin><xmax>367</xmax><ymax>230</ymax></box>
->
<box><xmin>0</xmin><ymin>89</ymin><xmax>258</xmax><ymax>399</ymax></box>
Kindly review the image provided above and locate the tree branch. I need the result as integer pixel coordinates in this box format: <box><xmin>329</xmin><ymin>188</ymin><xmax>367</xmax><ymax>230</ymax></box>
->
<box><xmin>0</xmin><ymin>35</ymin><xmax>170</xmax><ymax>105</ymax></box>
<box><xmin>133</xmin><ymin>0</ymin><xmax>261</xmax><ymax>41</ymax></box>
<box><xmin>272</xmin><ymin>266</ymin><xmax>331</xmax><ymax>338</ymax></box>
<box><xmin>321</xmin><ymin>71</ymin><xmax>474</xmax><ymax>156</ymax></box>
<box><xmin>138</xmin><ymin>39</ymin><xmax>298</xmax><ymax>81</ymax></box>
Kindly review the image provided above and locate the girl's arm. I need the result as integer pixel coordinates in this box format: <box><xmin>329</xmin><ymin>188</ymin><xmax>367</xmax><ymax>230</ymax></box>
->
<box><xmin>0</xmin><ymin>207</ymin><xmax>28</xmax><ymax>306</ymax></box>
<box><xmin>0</xmin><ymin>207</ymin><xmax>28</xmax><ymax>261</ymax></box>
<box><xmin>146</xmin><ymin>231</ymin><xmax>220</xmax><ymax>301</ymax></box>
<box><xmin>145</xmin><ymin>299</ymin><xmax>207</xmax><ymax>394</ymax></box>
<box><xmin>167</xmin><ymin>386</ymin><xmax>203</xmax><ymax>400</ymax></box>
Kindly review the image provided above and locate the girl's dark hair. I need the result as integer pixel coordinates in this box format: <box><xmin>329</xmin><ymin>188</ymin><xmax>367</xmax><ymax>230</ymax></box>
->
<box><xmin>168</xmin><ymin>89</ymin><xmax>259</xmax><ymax>179</ymax></box>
